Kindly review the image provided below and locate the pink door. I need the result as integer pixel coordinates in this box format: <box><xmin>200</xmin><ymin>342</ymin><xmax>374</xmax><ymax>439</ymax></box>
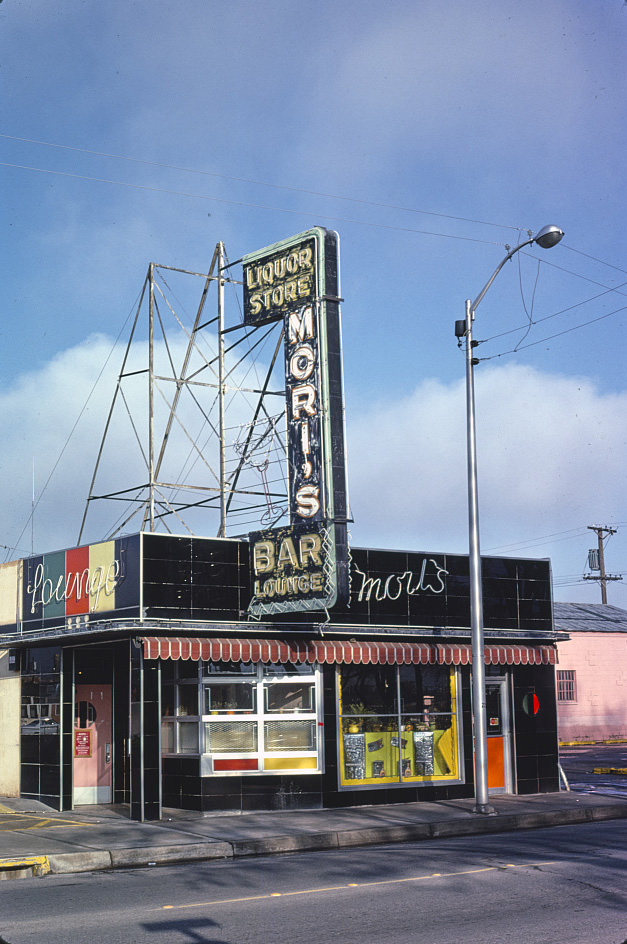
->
<box><xmin>74</xmin><ymin>684</ymin><xmax>113</xmax><ymax>804</ymax></box>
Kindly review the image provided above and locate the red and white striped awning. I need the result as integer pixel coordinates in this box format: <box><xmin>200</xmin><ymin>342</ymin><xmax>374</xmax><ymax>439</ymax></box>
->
<box><xmin>141</xmin><ymin>637</ymin><xmax>556</xmax><ymax>667</ymax></box>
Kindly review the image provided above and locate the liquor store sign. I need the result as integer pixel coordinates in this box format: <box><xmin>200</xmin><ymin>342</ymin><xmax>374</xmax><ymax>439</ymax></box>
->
<box><xmin>243</xmin><ymin>237</ymin><xmax>315</xmax><ymax>324</ymax></box>
<box><xmin>243</xmin><ymin>229</ymin><xmax>349</xmax><ymax>616</ymax></box>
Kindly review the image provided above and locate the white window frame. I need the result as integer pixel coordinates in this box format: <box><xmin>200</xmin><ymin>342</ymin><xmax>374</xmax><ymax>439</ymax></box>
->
<box><xmin>161</xmin><ymin>660</ymin><xmax>324</xmax><ymax>776</ymax></box>
<box><xmin>556</xmin><ymin>669</ymin><xmax>577</xmax><ymax>703</ymax></box>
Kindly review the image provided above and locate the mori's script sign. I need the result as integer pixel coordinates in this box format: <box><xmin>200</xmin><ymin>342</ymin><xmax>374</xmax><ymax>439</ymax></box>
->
<box><xmin>243</xmin><ymin>228</ymin><xmax>349</xmax><ymax>616</ymax></box>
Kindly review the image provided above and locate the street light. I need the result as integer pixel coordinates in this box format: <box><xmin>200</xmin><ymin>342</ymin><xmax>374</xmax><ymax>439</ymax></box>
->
<box><xmin>455</xmin><ymin>224</ymin><xmax>564</xmax><ymax>814</ymax></box>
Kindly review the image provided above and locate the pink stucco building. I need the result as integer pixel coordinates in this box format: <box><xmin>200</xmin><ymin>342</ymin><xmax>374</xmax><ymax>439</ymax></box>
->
<box><xmin>554</xmin><ymin>602</ymin><xmax>627</xmax><ymax>743</ymax></box>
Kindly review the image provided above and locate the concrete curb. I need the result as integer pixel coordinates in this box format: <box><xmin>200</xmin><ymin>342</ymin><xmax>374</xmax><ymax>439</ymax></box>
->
<box><xmin>47</xmin><ymin>852</ymin><xmax>111</xmax><ymax>875</ymax></box>
<box><xmin>231</xmin><ymin>832</ymin><xmax>340</xmax><ymax>857</ymax></box>
<box><xmin>32</xmin><ymin>800</ymin><xmax>627</xmax><ymax>875</ymax></box>
<box><xmin>110</xmin><ymin>842</ymin><xmax>233</xmax><ymax>869</ymax></box>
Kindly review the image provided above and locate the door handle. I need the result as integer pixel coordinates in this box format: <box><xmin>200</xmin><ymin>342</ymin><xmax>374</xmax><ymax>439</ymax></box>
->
<box><xmin>105</xmin><ymin>743</ymin><xmax>111</xmax><ymax>764</ymax></box>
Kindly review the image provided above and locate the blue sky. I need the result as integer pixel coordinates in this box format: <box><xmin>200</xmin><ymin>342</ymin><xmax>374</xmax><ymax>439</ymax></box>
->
<box><xmin>1</xmin><ymin>0</ymin><xmax>626</xmax><ymax>605</ymax></box>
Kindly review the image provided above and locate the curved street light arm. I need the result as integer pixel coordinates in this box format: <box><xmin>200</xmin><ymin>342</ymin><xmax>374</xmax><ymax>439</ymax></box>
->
<box><xmin>470</xmin><ymin>237</ymin><xmax>534</xmax><ymax>313</ymax></box>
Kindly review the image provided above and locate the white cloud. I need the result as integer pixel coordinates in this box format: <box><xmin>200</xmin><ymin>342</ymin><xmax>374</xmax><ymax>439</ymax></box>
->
<box><xmin>1</xmin><ymin>335</ymin><xmax>625</xmax><ymax>605</ymax></box>
<box><xmin>0</xmin><ymin>316</ymin><xmax>289</xmax><ymax>559</ymax></box>
<box><xmin>346</xmin><ymin>363</ymin><xmax>627</xmax><ymax>602</ymax></box>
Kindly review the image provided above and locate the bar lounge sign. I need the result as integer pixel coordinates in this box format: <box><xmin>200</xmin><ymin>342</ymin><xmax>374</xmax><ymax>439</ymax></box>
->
<box><xmin>243</xmin><ymin>228</ymin><xmax>349</xmax><ymax>616</ymax></box>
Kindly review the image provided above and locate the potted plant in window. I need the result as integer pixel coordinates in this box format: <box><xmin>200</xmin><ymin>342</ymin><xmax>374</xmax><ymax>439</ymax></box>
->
<box><xmin>346</xmin><ymin>701</ymin><xmax>367</xmax><ymax>733</ymax></box>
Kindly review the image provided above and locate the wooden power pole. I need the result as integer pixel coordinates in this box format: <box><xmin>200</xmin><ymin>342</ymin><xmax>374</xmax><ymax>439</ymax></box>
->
<box><xmin>583</xmin><ymin>525</ymin><xmax>622</xmax><ymax>604</ymax></box>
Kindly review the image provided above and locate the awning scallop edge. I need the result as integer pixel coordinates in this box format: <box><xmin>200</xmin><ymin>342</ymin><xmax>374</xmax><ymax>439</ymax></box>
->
<box><xmin>141</xmin><ymin>637</ymin><xmax>556</xmax><ymax>667</ymax></box>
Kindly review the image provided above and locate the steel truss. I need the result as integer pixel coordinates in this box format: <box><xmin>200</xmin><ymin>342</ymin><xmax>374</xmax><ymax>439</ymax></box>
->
<box><xmin>78</xmin><ymin>243</ymin><xmax>289</xmax><ymax>544</ymax></box>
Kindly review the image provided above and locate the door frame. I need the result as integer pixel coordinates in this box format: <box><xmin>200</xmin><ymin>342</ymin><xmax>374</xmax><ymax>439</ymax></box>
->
<box><xmin>73</xmin><ymin>682</ymin><xmax>113</xmax><ymax>805</ymax></box>
<box><xmin>484</xmin><ymin>674</ymin><xmax>514</xmax><ymax>794</ymax></box>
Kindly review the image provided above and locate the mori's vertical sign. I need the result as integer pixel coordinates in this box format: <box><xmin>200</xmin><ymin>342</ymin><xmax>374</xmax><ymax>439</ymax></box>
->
<box><xmin>242</xmin><ymin>228</ymin><xmax>349</xmax><ymax>616</ymax></box>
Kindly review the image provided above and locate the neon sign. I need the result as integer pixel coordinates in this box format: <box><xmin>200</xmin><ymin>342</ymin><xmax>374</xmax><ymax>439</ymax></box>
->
<box><xmin>352</xmin><ymin>560</ymin><xmax>449</xmax><ymax>603</ymax></box>
<box><xmin>244</xmin><ymin>239</ymin><xmax>315</xmax><ymax>323</ymax></box>
<box><xmin>243</xmin><ymin>229</ymin><xmax>349</xmax><ymax>616</ymax></box>
<box><xmin>26</xmin><ymin>559</ymin><xmax>120</xmax><ymax>614</ymax></box>
<box><xmin>19</xmin><ymin>536</ymin><xmax>139</xmax><ymax>630</ymax></box>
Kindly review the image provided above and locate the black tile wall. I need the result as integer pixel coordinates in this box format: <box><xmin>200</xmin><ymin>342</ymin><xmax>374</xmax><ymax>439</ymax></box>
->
<box><xmin>20</xmin><ymin>764</ymin><xmax>39</xmax><ymax>794</ymax></box>
<box><xmin>136</xmin><ymin>532</ymin><xmax>553</xmax><ymax>632</ymax></box>
<box><xmin>40</xmin><ymin>763</ymin><xmax>61</xmax><ymax>796</ymax></box>
<box><xmin>142</xmin><ymin>658</ymin><xmax>161</xmax><ymax>820</ymax></box>
<box><xmin>19</xmin><ymin>645</ymin><xmax>62</xmax><ymax>809</ymax></box>
<box><xmin>130</xmin><ymin>642</ymin><xmax>142</xmax><ymax>821</ymax></box>
<box><xmin>513</xmin><ymin>665</ymin><xmax>559</xmax><ymax>794</ymax></box>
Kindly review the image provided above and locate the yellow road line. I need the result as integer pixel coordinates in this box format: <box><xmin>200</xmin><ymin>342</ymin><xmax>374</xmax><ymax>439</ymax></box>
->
<box><xmin>0</xmin><ymin>813</ymin><xmax>94</xmax><ymax>830</ymax></box>
<box><xmin>593</xmin><ymin>767</ymin><xmax>627</xmax><ymax>775</ymax></box>
<box><xmin>157</xmin><ymin>860</ymin><xmax>558</xmax><ymax>912</ymax></box>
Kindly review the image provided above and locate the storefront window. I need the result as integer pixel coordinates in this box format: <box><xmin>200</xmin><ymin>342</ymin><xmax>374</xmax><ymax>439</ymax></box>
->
<box><xmin>262</xmin><ymin>663</ymin><xmax>312</xmax><ymax>677</ymax></box>
<box><xmin>162</xmin><ymin>660</ymin><xmax>322</xmax><ymax>775</ymax></box>
<box><xmin>265</xmin><ymin>683</ymin><xmax>314</xmax><ymax>712</ymax></box>
<box><xmin>21</xmin><ymin>659</ymin><xmax>61</xmax><ymax>738</ymax></box>
<box><xmin>203</xmin><ymin>662</ymin><xmax>255</xmax><ymax>676</ymax></box>
<box><xmin>205</xmin><ymin>720</ymin><xmax>258</xmax><ymax>753</ymax></box>
<box><xmin>177</xmin><ymin>684</ymin><xmax>199</xmax><ymax>717</ymax></box>
<box><xmin>264</xmin><ymin>720</ymin><xmax>316</xmax><ymax>751</ymax></box>
<box><xmin>160</xmin><ymin>663</ymin><xmax>200</xmax><ymax>754</ymax></box>
<box><xmin>338</xmin><ymin>664</ymin><xmax>461</xmax><ymax>787</ymax></box>
<box><xmin>204</xmin><ymin>683</ymin><xmax>256</xmax><ymax>713</ymax></box>
<box><xmin>161</xmin><ymin>720</ymin><xmax>174</xmax><ymax>754</ymax></box>
<box><xmin>178</xmin><ymin>721</ymin><xmax>199</xmax><ymax>754</ymax></box>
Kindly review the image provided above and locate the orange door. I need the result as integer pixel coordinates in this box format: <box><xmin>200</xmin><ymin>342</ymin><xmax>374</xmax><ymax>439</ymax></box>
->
<box><xmin>487</xmin><ymin>734</ymin><xmax>506</xmax><ymax>789</ymax></box>
<box><xmin>74</xmin><ymin>684</ymin><xmax>112</xmax><ymax>804</ymax></box>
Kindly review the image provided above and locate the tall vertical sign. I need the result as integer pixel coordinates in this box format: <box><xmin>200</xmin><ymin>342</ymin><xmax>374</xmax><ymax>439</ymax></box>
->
<box><xmin>242</xmin><ymin>228</ymin><xmax>349</xmax><ymax>616</ymax></box>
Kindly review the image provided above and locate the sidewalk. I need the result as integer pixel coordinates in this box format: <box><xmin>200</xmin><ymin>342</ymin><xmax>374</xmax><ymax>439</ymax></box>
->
<box><xmin>2</xmin><ymin>790</ymin><xmax>627</xmax><ymax>879</ymax></box>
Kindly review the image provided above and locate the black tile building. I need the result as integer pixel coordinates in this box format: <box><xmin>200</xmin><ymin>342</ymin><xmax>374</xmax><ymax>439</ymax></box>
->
<box><xmin>0</xmin><ymin>532</ymin><xmax>561</xmax><ymax>820</ymax></box>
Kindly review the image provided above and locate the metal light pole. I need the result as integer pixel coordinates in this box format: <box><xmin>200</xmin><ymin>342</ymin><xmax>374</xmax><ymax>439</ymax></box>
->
<box><xmin>456</xmin><ymin>224</ymin><xmax>564</xmax><ymax>814</ymax></box>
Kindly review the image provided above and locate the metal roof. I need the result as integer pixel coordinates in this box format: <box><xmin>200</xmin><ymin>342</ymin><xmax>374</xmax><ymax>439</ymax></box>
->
<box><xmin>554</xmin><ymin>601</ymin><xmax>627</xmax><ymax>634</ymax></box>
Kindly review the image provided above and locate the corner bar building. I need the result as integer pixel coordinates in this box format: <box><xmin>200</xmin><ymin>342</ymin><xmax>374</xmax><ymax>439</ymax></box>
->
<box><xmin>0</xmin><ymin>532</ymin><xmax>560</xmax><ymax>820</ymax></box>
<box><xmin>0</xmin><ymin>228</ymin><xmax>561</xmax><ymax>818</ymax></box>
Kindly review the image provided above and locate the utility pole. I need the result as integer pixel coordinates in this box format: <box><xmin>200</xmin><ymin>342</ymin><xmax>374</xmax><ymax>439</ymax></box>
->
<box><xmin>583</xmin><ymin>525</ymin><xmax>622</xmax><ymax>603</ymax></box>
<box><xmin>217</xmin><ymin>241</ymin><xmax>227</xmax><ymax>539</ymax></box>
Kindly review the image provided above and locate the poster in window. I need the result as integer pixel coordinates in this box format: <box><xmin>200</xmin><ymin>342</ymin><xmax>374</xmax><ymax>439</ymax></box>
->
<box><xmin>413</xmin><ymin>731</ymin><xmax>435</xmax><ymax>775</ymax></box>
<box><xmin>343</xmin><ymin>733</ymin><xmax>365</xmax><ymax>780</ymax></box>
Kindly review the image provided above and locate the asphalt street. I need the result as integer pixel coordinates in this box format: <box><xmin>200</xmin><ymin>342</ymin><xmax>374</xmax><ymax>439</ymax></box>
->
<box><xmin>1</xmin><ymin>819</ymin><xmax>626</xmax><ymax>944</ymax></box>
<box><xmin>560</xmin><ymin>743</ymin><xmax>627</xmax><ymax>797</ymax></box>
<box><xmin>1</xmin><ymin>743</ymin><xmax>626</xmax><ymax>885</ymax></box>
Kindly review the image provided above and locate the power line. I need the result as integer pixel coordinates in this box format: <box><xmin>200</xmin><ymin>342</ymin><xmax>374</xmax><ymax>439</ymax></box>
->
<box><xmin>481</xmin><ymin>280</ymin><xmax>627</xmax><ymax>345</ymax></box>
<box><xmin>563</xmin><ymin>244</ymin><xmax>627</xmax><ymax>278</ymax></box>
<box><xmin>0</xmin><ymin>159</ymin><xmax>507</xmax><ymax>247</ymax></box>
<box><xmin>527</xmin><ymin>252</ymin><xmax>627</xmax><ymax>293</ymax></box>
<box><xmin>484</xmin><ymin>528</ymin><xmax>591</xmax><ymax>553</ymax></box>
<box><xmin>479</xmin><ymin>302</ymin><xmax>627</xmax><ymax>362</ymax></box>
<box><xmin>0</xmin><ymin>132</ymin><xmax>522</xmax><ymax>232</ymax></box>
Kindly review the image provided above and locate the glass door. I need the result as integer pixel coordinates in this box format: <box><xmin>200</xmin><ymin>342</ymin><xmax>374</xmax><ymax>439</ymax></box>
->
<box><xmin>485</xmin><ymin>678</ymin><xmax>513</xmax><ymax>794</ymax></box>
